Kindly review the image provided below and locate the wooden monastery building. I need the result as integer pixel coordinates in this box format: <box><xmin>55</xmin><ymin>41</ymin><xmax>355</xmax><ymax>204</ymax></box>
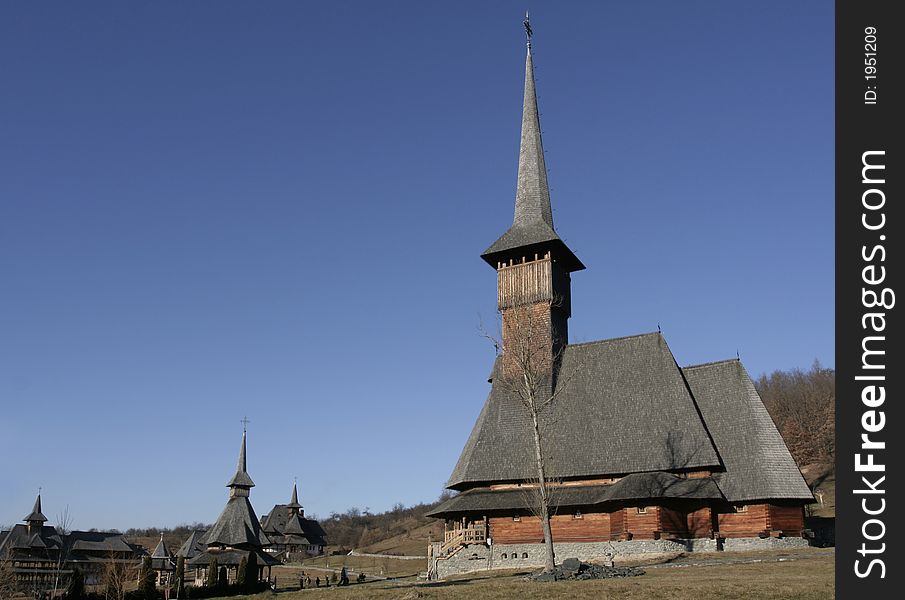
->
<box><xmin>427</xmin><ymin>28</ymin><xmax>813</xmax><ymax>577</ymax></box>
<box><xmin>0</xmin><ymin>494</ymin><xmax>143</xmax><ymax>592</ymax></box>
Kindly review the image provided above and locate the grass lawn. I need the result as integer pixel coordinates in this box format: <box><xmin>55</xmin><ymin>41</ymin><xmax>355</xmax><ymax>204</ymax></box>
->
<box><xmin>228</xmin><ymin>549</ymin><xmax>834</xmax><ymax>600</ymax></box>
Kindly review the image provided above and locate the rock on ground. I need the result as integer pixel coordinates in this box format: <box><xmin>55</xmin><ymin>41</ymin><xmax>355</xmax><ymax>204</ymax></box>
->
<box><xmin>527</xmin><ymin>559</ymin><xmax>645</xmax><ymax>582</ymax></box>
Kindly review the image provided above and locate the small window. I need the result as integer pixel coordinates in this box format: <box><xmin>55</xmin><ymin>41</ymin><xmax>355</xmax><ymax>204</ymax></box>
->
<box><xmin>501</xmin><ymin>553</ymin><xmax>507</xmax><ymax>559</ymax></box>
<box><xmin>573</xmin><ymin>511</ymin><xmax>583</xmax><ymax>519</ymax></box>
<box><xmin>511</xmin><ymin>553</ymin><xmax>517</xmax><ymax>560</ymax></box>
<box><xmin>522</xmin><ymin>552</ymin><xmax>528</xmax><ymax>558</ymax></box>
<box><xmin>637</xmin><ymin>506</ymin><xmax>648</xmax><ymax>514</ymax></box>
<box><xmin>512</xmin><ymin>516</ymin><xmax>521</xmax><ymax>522</ymax></box>
<box><xmin>735</xmin><ymin>505</ymin><xmax>748</xmax><ymax>513</ymax></box>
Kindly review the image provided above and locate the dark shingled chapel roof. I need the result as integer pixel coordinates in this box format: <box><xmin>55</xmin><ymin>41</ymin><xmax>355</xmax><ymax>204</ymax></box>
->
<box><xmin>151</xmin><ymin>534</ymin><xmax>170</xmax><ymax>559</ymax></box>
<box><xmin>226</xmin><ymin>431</ymin><xmax>255</xmax><ymax>488</ymax></box>
<box><xmin>428</xmin><ymin>472</ymin><xmax>723</xmax><ymax>517</ymax></box>
<box><xmin>201</xmin><ymin>497</ymin><xmax>271</xmax><ymax>548</ymax></box>
<box><xmin>201</xmin><ymin>430</ymin><xmax>269</xmax><ymax>548</ymax></box>
<box><xmin>260</xmin><ymin>505</ymin><xmax>327</xmax><ymax>547</ymax></box>
<box><xmin>24</xmin><ymin>494</ymin><xmax>48</xmax><ymax>523</ymax></box>
<box><xmin>447</xmin><ymin>332</ymin><xmax>722</xmax><ymax>489</ymax></box>
<box><xmin>176</xmin><ymin>530</ymin><xmax>206</xmax><ymax>559</ymax></box>
<box><xmin>0</xmin><ymin>524</ymin><xmax>62</xmax><ymax>553</ymax></box>
<box><xmin>682</xmin><ymin>360</ymin><xmax>814</xmax><ymax>502</ymax></box>
<box><xmin>481</xmin><ymin>45</ymin><xmax>583</xmax><ymax>273</ymax></box>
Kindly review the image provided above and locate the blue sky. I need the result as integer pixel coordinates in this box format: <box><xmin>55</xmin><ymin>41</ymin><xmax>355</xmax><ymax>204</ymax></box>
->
<box><xmin>0</xmin><ymin>1</ymin><xmax>833</xmax><ymax>531</ymax></box>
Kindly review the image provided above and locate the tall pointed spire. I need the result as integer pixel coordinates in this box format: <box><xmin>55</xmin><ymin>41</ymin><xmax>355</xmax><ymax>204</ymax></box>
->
<box><xmin>514</xmin><ymin>28</ymin><xmax>553</xmax><ymax>230</ymax></box>
<box><xmin>24</xmin><ymin>491</ymin><xmax>48</xmax><ymax>524</ymax></box>
<box><xmin>482</xmin><ymin>17</ymin><xmax>583</xmax><ymax>272</ymax></box>
<box><xmin>226</xmin><ymin>428</ymin><xmax>255</xmax><ymax>492</ymax></box>
<box><xmin>287</xmin><ymin>481</ymin><xmax>302</xmax><ymax>509</ymax></box>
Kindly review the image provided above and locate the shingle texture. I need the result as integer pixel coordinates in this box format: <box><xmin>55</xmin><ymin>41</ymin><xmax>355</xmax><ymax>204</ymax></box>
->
<box><xmin>226</xmin><ymin>431</ymin><xmax>255</xmax><ymax>488</ymax></box>
<box><xmin>260</xmin><ymin>505</ymin><xmax>327</xmax><ymax>547</ymax></box>
<box><xmin>682</xmin><ymin>360</ymin><xmax>813</xmax><ymax>502</ymax></box>
<box><xmin>151</xmin><ymin>535</ymin><xmax>170</xmax><ymax>559</ymax></box>
<box><xmin>429</xmin><ymin>472</ymin><xmax>723</xmax><ymax>517</ymax></box>
<box><xmin>200</xmin><ymin>497</ymin><xmax>271</xmax><ymax>548</ymax></box>
<box><xmin>447</xmin><ymin>333</ymin><xmax>721</xmax><ymax>488</ymax></box>
<box><xmin>0</xmin><ymin>524</ymin><xmax>61</xmax><ymax>553</ymax></box>
<box><xmin>176</xmin><ymin>530</ymin><xmax>206</xmax><ymax>559</ymax></box>
<box><xmin>23</xmin><ymin>494</ymin><xmax>48</xmax><ymax>523</ymax></box>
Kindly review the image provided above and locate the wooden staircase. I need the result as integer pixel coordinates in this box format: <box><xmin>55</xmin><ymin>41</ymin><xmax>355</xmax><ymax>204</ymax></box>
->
<box><xmin>439</xmin><ymin>525</ymin><xmax>487</xmax><ymax>556</ymax></box>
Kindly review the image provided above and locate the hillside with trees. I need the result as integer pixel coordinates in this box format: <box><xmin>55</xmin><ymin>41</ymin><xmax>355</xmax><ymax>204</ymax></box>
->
<box><xmin>755</xmin><ymin>361</ymin><xmax>835</xmax><ymax>517</ymax></box>
<box><xmin>755</xmin><ymin>361</ymin><xmax>835</xmax><ymax>466</ymax></box>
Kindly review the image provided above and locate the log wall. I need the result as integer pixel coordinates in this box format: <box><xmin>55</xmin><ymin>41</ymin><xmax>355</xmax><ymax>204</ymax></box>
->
<box><xmin>490</xmin><ymin>513</ymin><xmax>613</xmax><ymax>544</ymax></box>
<box><xmin>687</xmin><ymin>507</ymin><xmax>714</xmax><ymax>538</ymax></box>
<box><xmin>623</xmin><ymin>507</ymin><xmax>660</xmax><ymax>539</ymax></box>
<box><xmin>768</xmin><ymin>505</ymin><xmax>805</xmax><ymax>535</ymax></box>
<box><xmin>550</xmin><ymin>513</ymin><xmax>611</xmax><ymax>542</ymax></box>
<box><xmin>483</xmin><ymin>503</ymin><xmax>804</xmax><ymax>545</ymax></box>
<box><xmin>489</xmin><ymin>516</ymin><xmax>543</xmax><ymax>544</ymax></box>
<box><xmin>610</xmin><ymin>509</ymin><xmax>626</xmax><ymax>539</ymax></box>
<box><xmin>658</xmin><ymin>506</ymin><xmax>688</xmax><ymax>537</ymax></box>
<box><xmin>717</xmin><ymin>504</ymin><xmax>769</xmax><ymax>537</ymax></box>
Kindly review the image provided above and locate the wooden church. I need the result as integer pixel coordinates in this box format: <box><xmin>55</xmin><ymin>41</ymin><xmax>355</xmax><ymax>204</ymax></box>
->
<box><xmin>427</xmin><ymin>26</ymin><xmax>813</xmax><ymax>577</ymax></box>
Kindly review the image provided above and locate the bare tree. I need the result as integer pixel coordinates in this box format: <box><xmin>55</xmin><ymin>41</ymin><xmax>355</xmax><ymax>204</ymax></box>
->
<box><xmin>51</xmin><ymin>506</ymin><xmax>73</xmax><ymax>598</ymax></box>
<box><xmin>0</xmin><ymin>547</ymin><xmax>17</xmax><ymax>600</ymax></box>
<box><xmin>483</xmin><ymin>297</ymin><xmax>573</xmax><ymax>574</ymax></box>
<box><xmin>756</xmin><ymin>361</ymin><xmax>835</xmax><ymax>467</ymax></box>
<box><xmin>101</xmin><ymin>552</ymin><xmax>136</xmax><ymax>600</ymax></box>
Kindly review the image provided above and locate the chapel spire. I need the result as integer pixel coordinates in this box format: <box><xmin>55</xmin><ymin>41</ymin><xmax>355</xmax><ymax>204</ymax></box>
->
<box><xmin>287</xmin><ymin>482</ymin><xmax>302</xmax><ymax>510</ymax></box>
<box><xmin>24</xmin><ymin>492</ymin><xmax>47</xmax><ymax>524</ymax></box>
<box><xmin>481</xmin><ymin>18</ymin><xmax>583</xmax><ymax>273</ymax></box>
<box><xmin>226</xmin><ymin>427</ymin><xmax>255</xmax><ymax>495</ymax></box>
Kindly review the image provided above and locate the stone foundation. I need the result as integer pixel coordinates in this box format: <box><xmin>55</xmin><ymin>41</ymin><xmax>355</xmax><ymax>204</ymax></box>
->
<box><xmin>432</xmin><ymin>537</ymin><xmax>810</xmax><ymax>579</ymax></box>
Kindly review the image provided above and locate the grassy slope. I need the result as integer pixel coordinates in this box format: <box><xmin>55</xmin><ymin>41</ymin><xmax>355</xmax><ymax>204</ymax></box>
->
<box><xmin>801</xmin><ymin>462</ymin><xmax>835</xmax><ymax>518</ymax></box>
<box><xmin>227</xmin><ymin>550</ymin><xmax>834</xmax><ymax>600</ymax></box>
<box><xmin>357</xmin><ymin>520</ymin><xmax>442</xmax><ymax>556</ymax></box>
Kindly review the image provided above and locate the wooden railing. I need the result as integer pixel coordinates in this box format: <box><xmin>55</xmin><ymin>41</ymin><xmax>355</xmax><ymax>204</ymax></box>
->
<box><xmin>439</xmin><ymin>525</ymin><xmax>487</xmax><ymax>556</ymax></box>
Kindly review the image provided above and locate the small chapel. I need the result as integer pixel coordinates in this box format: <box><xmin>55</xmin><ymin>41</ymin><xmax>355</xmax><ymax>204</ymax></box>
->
<box><xmin>427</xmin><ymin>23</ymin><xmax>813</xmax><ymax>578</ymax></box>
<box><xmin>260</xmin><ymin>483</ymin><xmax>327</xmax><ymax>558</ymax></box>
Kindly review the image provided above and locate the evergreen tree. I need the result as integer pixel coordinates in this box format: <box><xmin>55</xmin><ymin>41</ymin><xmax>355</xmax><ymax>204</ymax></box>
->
<box><xmin>205</xmin><ymin>559</ymin><xmax>218</xmax><ymax>588</ymax></box>
<box><xmin>139</xmin><ymin>556</ymin><xmax>156</xmax><ymax>599</ymax></box>
<box><xmin>65</xmin><ymin>567</ymin><xmax>85</xmax><ymax>600</ymax></box>
<box><xmin>174</xmin><ymin>557</ymin><xmax>185</xmax><ymax>599</ymax></box>
<box><xmin>244</xmin><ymin>552</ymin><xmax>258</xmax><ymax>592</ymax></box>
<box><xmin>217</xmin><ymin>566</ymin><xmax>227</xmax><ymax>588</ymax></box>
<box><xmin>236</xmin><ymin>557</ymin><xmax>247</xmax><ymax>588</ymax></box>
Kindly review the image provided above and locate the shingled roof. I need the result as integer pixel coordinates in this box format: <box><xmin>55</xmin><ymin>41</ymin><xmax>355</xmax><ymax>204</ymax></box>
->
<box><xmin>447</xmin><ymin>332</ymin><xmax>722</xmax><ymax>489</ymax></box>
<box><xmin>176</xmin><ymin>530</ymin><xmax>206</xmax><ymax>559</ymax></box>
<box><xmin>261</xmin><ymin>505</ymin><xmax>327</xmax><ymax>547</ymax></box>
<box><xmin>481</xmin><ymin>44</ymin><xmax>583</xmax><ymax>272</ymax></box>
<box><xmin>201</xmin><ymin>494</ymin><xmax>271</xmax><ymax>548</ymax></box>
<box><xmin>226</xmin><ymin>430</ymin><xmax>255</xmax><ymax>489</ymax></box>
<box><xmin>682</xmin><ymin>360</ymin><xmax>813</xmax><ymax>502</ymax></box>
<box><xmin>201</xmin><ymin>429</ymin><xmax>270</xmax><ymax>549</ymax></box>
<box><xmin>0</xmin><ymin>524</ymin><xmax>62</xmax><ymax>553</ymax></box>
<box><xmin>23</xmin><ymin>493</ymin><xmax>48</xmax><ymax>523</ymax></box>
<box><xmin>429</xmin><ymin>472</ymin><xmax>724</xmax><ymax>517</ymax></box>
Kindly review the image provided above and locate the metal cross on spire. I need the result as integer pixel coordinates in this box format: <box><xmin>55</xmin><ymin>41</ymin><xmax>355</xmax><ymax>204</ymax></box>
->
<box><xmin>523</xmin><ymin>10</ymin><xmax>532</xmax><ymax>46</ymax></box>
<box><xmin>241</xmin><ymin>416</ymin><xmax>250</xmax><ymax>432</ymax></box>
